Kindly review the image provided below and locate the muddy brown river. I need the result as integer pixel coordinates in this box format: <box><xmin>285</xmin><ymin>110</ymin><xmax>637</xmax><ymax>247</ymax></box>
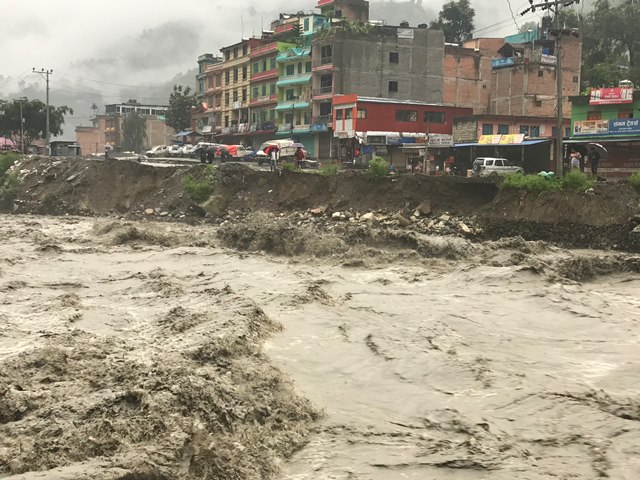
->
<box><xmin>1</xmin><ymin>215</ymin><xmax>639</xmax><ymax>479</ymax></box>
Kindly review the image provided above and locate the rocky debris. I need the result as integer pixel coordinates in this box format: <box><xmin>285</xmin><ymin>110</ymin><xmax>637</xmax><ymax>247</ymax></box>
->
<box><xmin>416</xmin><ymin>200</ymin><xmax>432</xmax><ymax>216</ymax></box>
<box><xmin>360</xmin><ymin>212</ymin><xmax>375</xmax><ymax>222</ymax></box>
<box><xmin>144</xmin><ymin>208</ymin><xmax>155</xmax><ymax>215</ymax></box>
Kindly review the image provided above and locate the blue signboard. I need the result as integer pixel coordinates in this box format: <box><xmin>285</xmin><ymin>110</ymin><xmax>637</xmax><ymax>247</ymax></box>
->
<box><xmin>608</xmin><ymin>118</ymin><xmax>640</xmax><ymax>135</ymax></box>
<box><xmin>491</xmin><ymin>57</ymin><xmax>515</xmax><ymax>69</ymax></box>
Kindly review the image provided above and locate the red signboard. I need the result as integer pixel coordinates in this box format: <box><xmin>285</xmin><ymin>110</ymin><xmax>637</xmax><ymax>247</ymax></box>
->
<box><xmin>589</xmin><ymin>87</ymin><xmax>634</xmax><ymax>105</ymax></box>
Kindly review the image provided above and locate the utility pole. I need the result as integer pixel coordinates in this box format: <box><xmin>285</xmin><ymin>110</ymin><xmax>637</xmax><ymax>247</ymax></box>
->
<box><xmin>19</xmin><ymin>97</ymin><xmax>27</xmax><ymax>155</ymax></box>
<box><xmin>520</xmin><ymin>0</ymin><xmax>580</xmax><ymax>175</ymax></box>
<box><xmin>33</xmin><ymin>68</ymin><xmax>53</xmax><ymax>155</ymax></box>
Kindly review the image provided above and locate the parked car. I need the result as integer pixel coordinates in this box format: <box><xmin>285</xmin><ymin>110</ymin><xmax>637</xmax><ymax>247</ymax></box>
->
<box><xmin>145</xmin><ymin>145</ymin><xmax>168</xmax><ymax>157</ymax></box>
<box><xmin>165</xmin><ymin>145</ymin><xmax>182</xmax><ymax>157</ymax></box>
<box><xmin>472</xmin><ymin>157</ymin><xmax>524</xmax><ymax>177</ymax></box>
<box><xmin>191</xmin><ymin>142</ymin><xmax>218</xmax><ymax>160</ymax></box>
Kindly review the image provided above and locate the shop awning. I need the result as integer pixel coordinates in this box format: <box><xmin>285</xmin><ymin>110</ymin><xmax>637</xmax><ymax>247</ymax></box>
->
<box><xmin>564</xmin><ymin>136</ymin><xmax>640</xmax><ymax>144</ymax></box>
<box><xmin>275</xmin><ymin>102</ymin><xmax>310</xmax><ymax>111</ymax></box>
<box><xmin>176</xmin><ymin>130</ymin><xmax>194</xmax><ymax>137</ymax></box>
<box><xmin>276</xmin><ymin>75</ymin><xmax>312</xmax><ymax>87</ymax></box>
<box><xmin>454</xmin><ymin>139</ymin><xmax>551</xmax><ymax>147</ymax></box>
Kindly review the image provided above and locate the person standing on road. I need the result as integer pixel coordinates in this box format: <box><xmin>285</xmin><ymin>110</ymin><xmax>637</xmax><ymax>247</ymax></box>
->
<box><xmin>588</xmin><ymin>147</ymin><xmax>601</xmax><ymax>177</ymax></box>
<box><xmin>570</xmin><ymin>150</ymin><xmax>581</xmax><ymax>170</ymax></box>
<box><xmin>294</xmin><ymin>147</ymin><xmax>305</xmax><ymax>169</ymax></box>
<box><xmin>269</xmin><ymin>145</ymin><xmax>279</xmax><ymax>172</ymax></box>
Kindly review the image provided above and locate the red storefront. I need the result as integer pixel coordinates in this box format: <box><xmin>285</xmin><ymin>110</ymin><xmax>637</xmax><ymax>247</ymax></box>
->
<box><xmin>332</xmin><ymin>95</ymin><xmax>472</xmax><ymax>170</ymax></box>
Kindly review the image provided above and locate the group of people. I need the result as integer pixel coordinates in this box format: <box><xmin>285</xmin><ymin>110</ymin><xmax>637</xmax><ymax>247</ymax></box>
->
<box><xmin>263</xmin><ymin>145</ymin><xmax>307</xmax><ymax>172</ymax></box>
<box><xmin>569</xmin><ymin>146</ymin><xmax>601</xmax><ymax>176</ymax></box>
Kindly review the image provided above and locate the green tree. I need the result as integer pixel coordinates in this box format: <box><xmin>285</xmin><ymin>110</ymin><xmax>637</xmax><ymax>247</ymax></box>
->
<box><xmin>165</xmin><ymin>85</ymin><xmax>198</xmax><ymax>133</ymax></box>
<box><xmin>122</xmin><ymin>112</ymin><xmax>147</xmax><ymax>152</ymax></box>
<box><xmin>430</xmin><ymin>0</ymin><xmax>475</xmax><ymax>44</ymax></box>
<box><xmin>518</xmin><ymin>21</ymin><xmax>538</xmax><ymax>34</ymax></box>
<box><xmin>0</xmin><ymin>98</ymin><xmax>73</xmax><ymax>152</ymax></box>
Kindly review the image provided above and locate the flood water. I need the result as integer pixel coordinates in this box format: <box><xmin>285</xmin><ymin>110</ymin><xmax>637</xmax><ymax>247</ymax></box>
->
<box><xmin>1</xmin><ymin>215</ymin><xmax>639</xmax><ymax>479</ymax></box>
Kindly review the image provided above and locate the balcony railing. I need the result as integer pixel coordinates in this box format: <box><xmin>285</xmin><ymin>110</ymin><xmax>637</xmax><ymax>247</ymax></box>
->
<box><xmin>313</xmin><ymin>86</ymin><xmax>333</xmax><ymax>96</ymax></box>
<box><xmin>321</xmin><ymin>56</ymin><xmax>333</xmax><ymax>65</ymax></box>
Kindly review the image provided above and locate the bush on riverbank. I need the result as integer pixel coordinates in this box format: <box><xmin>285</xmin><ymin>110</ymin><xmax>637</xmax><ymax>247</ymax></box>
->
<box><xmin>629</xmin><ymin>171</ymin><xmax>640</xmax><ymax>193</ymax></box>
<box><xmin>367</xmin><ymin>156</ymin><xmax>389</xmax><ymax>178</ymax></box>
<box><xmin>501</xmin><ymin>170</ymin><xmax>595</xmax><ymax>193</ymax></box>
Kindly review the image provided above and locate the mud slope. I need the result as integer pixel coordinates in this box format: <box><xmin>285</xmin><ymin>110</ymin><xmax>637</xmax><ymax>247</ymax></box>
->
<box><xmin>484</xmin><ymin>184</ymin><xmax>640</xmax><ymax>248</ymax></box>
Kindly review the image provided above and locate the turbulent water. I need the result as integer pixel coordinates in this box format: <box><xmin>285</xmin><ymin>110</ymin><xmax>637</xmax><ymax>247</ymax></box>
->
<box><xmin>1</xmin><ymin>215</ymin><xmax>639</xmax><ymax>479</ymax></box>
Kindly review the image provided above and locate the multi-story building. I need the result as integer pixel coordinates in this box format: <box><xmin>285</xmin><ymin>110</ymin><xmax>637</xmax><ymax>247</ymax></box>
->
<box><xmin>196</xmin><ymin>54</ymin><xmax>221</xmax><ymax>102</ymax></box>
<box><xmin>218</xmin><ymin>38</ymin><xmax>265</xmax><ymax>145</ymax></box>
<box><xmin>567</xmin><ymin>86</ymin><xmax>640</xmax><ymax>176</ymax></box>
<box><xmin>249</xmin><ymin>41</ymin><xmax>293</xmax><ymax>146</ymax></box>
<box><xmin>333</xmin><ymin>94</ymin><xmax>471</xmax><ymax>170</ymax></box>
<box><xmin>76</xmin><ymin>100</ymin><xmax>174</xmax><ymax>154</ymax></box>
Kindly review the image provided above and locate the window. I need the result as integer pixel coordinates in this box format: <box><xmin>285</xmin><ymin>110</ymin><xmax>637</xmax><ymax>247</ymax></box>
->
<box><xmin>530</xmin><ymin>125</ymin><xmax>540</xmax><ymax>137</ymax></box>
<box><xmin>519</xmin><ymin>125</ymin><xmax>530</xmax><ymax>135</ymax></box>
<box><xmin>494</xmin><ymin>160</ymin><xmax>504</xmax><ymax>166</ymax></box>
<box><xmin>242</xmin><ymin>66</ymin><xmax>247</xmax><ymax>80</ymax></box>
<box><xmin>536</xmin><ymin>100</ymin><xmax>542</xmax><ymax>107</ymax></box>
<box><xmin>485</xmin><ymin>159</ymin><xmax>494</xmax><ymax>166</ymax></box>
<box><xmin>389</xmin><ymin>52</ymin><xmax>399</xmax><ymax>64</ymax></box>
<box><xmin>336</xmin><ymin>109</ymin><xmax>343</xmax><ymax>120</ymax></box>
<box><xmin>304</xmin><ymin>17</ymin><xmax>310</xmax><ymax>31</ymax></box>
<box><xmin>242</xmin><ymin>44</ymin><xmax>248</xmax><ymax>56</ymax></box>
<box><xmin>225</xmin><ymin>51</ymin><xmax>230</xmax><ymax>61</ymax></box>
<box><xmin>224</xmin><ymin>92</ymin><xmax>230</xmax><ymax>106</ymax></box>
<box><xmin>270</xmin><ymin>83</ymin><xmax>276</xmax><ymax>94</ymax></box>
<box><xmin>424</xmin><ymin>111</ymin><xmax>445</xmax><ymax>123</ymax></box>
<box><xmin>565</xmin><ymin>127</ymin><xmax>570</xmax><ymax>137</ymax></box>
<box><xmin>286</xmin><ymin>89</ymin><xmax>295</xmax><ymax>101</ymax></box>
<box><xmin>618</xmin><ymin>110</ymin><xmax>633</xmax><ymax>118</ymax></box>
<box><xmin>345</xmin><ymin>108</ymin><xmax>352</xmax><ymax>119</ymax></box>
<box><xmin>225</xmin><ymin>71</ymin><xmax>230</xmax><ymax>84</ymax></box>
<box><xmin>305</xmin><ymin>61</ymin><xmax>312</xmax><ymax>73</ymax></box>
<box><xmin>242</xmin><ymin>88</ymin><xmax>247</xmax><ymax>102</ymax></box>
<box><xmin>298</xmin><ymin>62</ymin><xmax>303</xmax><ymax>74</ymax></box>
<box><xmin>388</xmin><ymin>81</ymin><xmax>398</xmax><ymax>93</ymax></box>
<box><xmin>262</xmin><ymin>84</ymin><xmax>267</xmax><ymax>96</ymax></box>
<box><xmin>233</xmin><ymin>90</ymin><xmax>238</xmax><ymax>102</ymax></box>
<box><xmin>261</xmin><ymin>60</ymin><xmax>267</xmax><ymax>71</ymax></box>
<box><xmin>233</xmin><ymin>69</ymin><xmax>238</xmax><ymax>82</ymax></box>
<box><xmin>587</xmin><ymin>111</ymin><xmax>601</xmax><ymax>120</ymax></box>
<box><xmin>321</xmin><ymin>45</ymin><xmax>333</xmax><ymax>64</ymax></box>
<box><xmin>396</xmin><ymin>109</ymin><xmax>417</xmax><ymax>122</ymax></box>
<box><xmin>252</xmin><ymin>86</ymin><xmax>259</xmax><ymax>98</ymax></box>
<box><xmin>286</xmin><ymin>64</ymin><xmax>295</xmax><ymax>76</ymax></box>
<box><xmin>482</xmin><ymin>124</ymin><xmax>494</xmax><ymax>135</ymax></box>
<box><xmin>224</xmin><ymin>115</ymin><xmax>229</xmax><ymax>127</ymax></box>
<box><xmin>270</xmin><ymin>58</ymin><xmax>276</xmax><ymax>69</ymax></box>
<box><xmin>573</xmin><ymin>76</ymin><xmax>579</xmax><ymax>83</ymax></box>
<box><xmin>498</xmin><ymin>124</ymin><xmax>509</xmax><ymax>134</ymax></box>
<box><xmin>215</xmin><ymin>95</ymin><xmax>221</xmax><ymax>107</ymax></box>
<box><xmin>233</xmin><ymin>47</ymin><xmax>238</xmax><ymax>58</ymax></box>
<box><xmin>357</xmin><ymin>107</ymin><xmax>367</xmax><ymax>119</ymax></box>
<box><xmin>320</xmin><ymin>74</ymin><xmax>333</xmax><ymax>94</ymax></box>
<box><xmin>320</xmin><ymin>102</ymin><xmax>332</xmax><ymax>116</ymax></box>
<box><xmin>270</xmin><ymin>109</ymin><xmax>276</xmax><ymax>120</ymax></box>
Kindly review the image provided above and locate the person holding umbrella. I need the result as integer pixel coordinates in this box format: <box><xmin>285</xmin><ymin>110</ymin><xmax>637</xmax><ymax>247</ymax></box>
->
<box><xmin>588</xmin><ymin>146</ymin><xmax>602</xmax><ymax>177</ymax></box>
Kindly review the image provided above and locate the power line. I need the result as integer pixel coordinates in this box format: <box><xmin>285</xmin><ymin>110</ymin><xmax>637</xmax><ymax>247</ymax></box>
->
<box><xmin>506</xmin><ymin>0</ymin><xmax>520</xmax><ymax>31</ymax></box>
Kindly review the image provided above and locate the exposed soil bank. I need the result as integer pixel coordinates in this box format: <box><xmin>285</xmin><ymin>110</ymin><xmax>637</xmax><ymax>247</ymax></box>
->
<box><xmin>3</xmin><ymin>157</ymin><xmax>640</xmax><ymax>250</ymax></box>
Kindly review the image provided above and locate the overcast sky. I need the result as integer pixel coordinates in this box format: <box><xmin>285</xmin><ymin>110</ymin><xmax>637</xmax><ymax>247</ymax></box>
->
<box><xmin>0</xmin><ymin>0</ymin><xmax>586</xmax><ymax>139</ymax></box>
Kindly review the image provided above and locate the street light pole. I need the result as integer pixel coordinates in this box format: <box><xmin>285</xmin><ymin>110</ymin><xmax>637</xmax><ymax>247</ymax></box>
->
<box><xmin>290</xmin><ymin>104</ymin><xmax>295</xmax><ymax>140</ymax></box>
<box><xmin>33</xmin><ymin>68</ymin><xmax>53</xmax><ymax>155</ymax></box>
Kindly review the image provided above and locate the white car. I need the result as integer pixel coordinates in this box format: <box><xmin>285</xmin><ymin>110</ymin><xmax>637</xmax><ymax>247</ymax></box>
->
<box><xmin>472</xmin><ymin>157</ymin><xmax>524</xmax><ymax>176</ymax></box>
<box><xmin>166</xmin><ymin>145</ymin><xmax>182</xmax><ymax>157</ymax></box>
<box><xmin>145</xmin><ymin>145</ymin><xmax>168</xmax><ymax>157</ymax></box>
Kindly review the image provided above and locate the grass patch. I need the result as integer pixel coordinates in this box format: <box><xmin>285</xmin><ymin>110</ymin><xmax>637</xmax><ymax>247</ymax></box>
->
<box><xmin>281</xmin><ymin>162</ymin><xmax>299</xmax><ymax>173</ymax></box>
<box><xmin>182</xmin><ymin>174</ymin><xmax>212</xmax><ymax>203</ymax></box>
<box><xmin>319</xmin><ymin>163</ymin><xmax>340</xmax><ymax>176</ymax></box>
<box><xmin>501</xmin><ymin>170</ymin><xmax>596</xmax><ymax>194</ymax></box>
<box><xmin>560</xmin><ymin>170</ymin><xmax>595</xmax><ymax>192</ymax></box>
<box><xmin>0</xmin><ymin>172</ymin><xmax>20</xmax><ymax>209</ymax></box>
<box><xmin>501</xmin><ymin>173</ymin><xmax>560</xmax><ymax>193</ymax></box>
<box><xmin>367</xmin><ymin>156</ymin><xmax>389</xmax><ymax>178</ymax></box>
<box><xmin>629</xmin><ymin>171</ymin><xmax>640</xmax><ymax>193</ymax></box>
